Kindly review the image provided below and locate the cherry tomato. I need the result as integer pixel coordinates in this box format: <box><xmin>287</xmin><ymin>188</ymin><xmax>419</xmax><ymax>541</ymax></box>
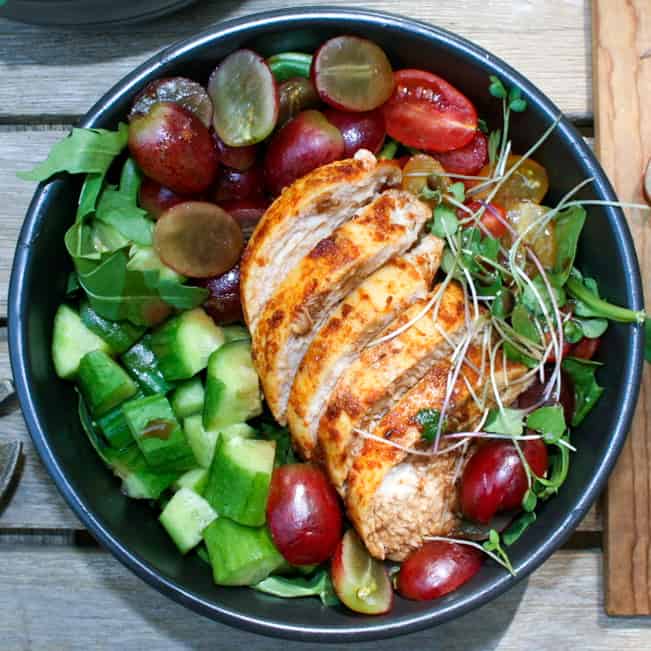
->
<box><xmin>323</xmin><ymin>108</ymin><xmax>386</xmax><ymax>157</ymax></box>
<box><xmin>432</xmin><ymin>131</ymin><xmax>488</xmax><ymax>176</ymax></box>
<box><xmin>214</xmin><ymin>163</ymin><xmax>265</xmax><ymax>202</ymax></box>
<box><xmin>401</xmin><ymin>154</ymin><xmax>450</xmax><ymax>206</ymax></box>
<box><xmin>397</xmin><ymin>540</ymin><xmax>483</xmax><ymax>601</ymax></box>
<box><xmin>383</xmin><ymin>69</ymin><xmax>478</xmax><ymax>153</ymax></box>
<box><xmin>212</xmin><ymin>133</ymin><xmax>258</xmax><ymax>171</ymax></box>
<box><xmin>571</xmin><ymin>336</ymin><xmax>601</xmax><ymax>360</ymax></box>
<box><xmin>544</xmin><ymin>331</ymin><xmax>572</xmax><ymax>363</ymax></box>
<box><xmin>460</xmin><ymin>200</ymin><xmax>508</xmax><ymax>238</ymax></box>
<box><xmin>461</xmin><ymin>439</ymin><xmax>549</xmax><ymax>524</ymax></box>
<box><xmin>476</xmin><ymin>155</ymin><xmax>549</xmax><ymax>207</ymax></box>
<box><xmin>195</xmin><ymin>264</ymin><xmax>242</xmax><ymax>325</ymax></box>
<box><xmin>559</xmin><ymin>371</ymin><xmax>575</xmax><ymax>425</ymax></box>
<box><xmin>267</xmin><ymin>464</ymin><xmax>343</xmax><ymax>565</ymax></box>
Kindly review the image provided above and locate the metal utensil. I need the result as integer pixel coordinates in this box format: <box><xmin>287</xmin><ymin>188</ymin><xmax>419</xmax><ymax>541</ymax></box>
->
<box><xmin>0</xmin><ymin>379</ymin><xmax>22</xmax><ymax>501</ymax></box>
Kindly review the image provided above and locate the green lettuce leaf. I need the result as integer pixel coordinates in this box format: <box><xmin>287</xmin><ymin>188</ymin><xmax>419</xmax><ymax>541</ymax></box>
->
<box><xmin>550</xmin><ymin>205</ymin><xmax>586</xmax><ymax>286</ymax></box>
<box><xmin>253</xmin><ymin>569</ymin><xmax>339</xmax><ymax>606</ymax></box>
<box><xmin>561</xmin><ymin>357</ymin><xmax>605</xmax><ymax>426</ymax></box>
<box><xmin>485</xmin><ymin>407</ymin><xmax>525</xmax><ymax>436</ymax></box>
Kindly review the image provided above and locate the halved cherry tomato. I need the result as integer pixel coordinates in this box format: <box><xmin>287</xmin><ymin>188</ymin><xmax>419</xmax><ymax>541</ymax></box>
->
<box><xmin>475</xmin><ymin>155</ymin><xmax>549</xmax><ymax>207</ymax></box>
<box><xmin>459</xmin><ymin>200</ymin><xmax>508</xmax><ymax>238</ymax></box>
<box><xmin>571</xmin><ymin>337</ymin><xmax>601</xmax><ymax>360</ymax></box>
<box><xmin>544</xmin><ymin>331</ymin><xmax>572</xmax><ymax>363</ymax></box>
<box><xmin>432</xmin><ymin>131</ymin><xmax>488</xmax><ymax>176</ymax></box>
<box><xmin>383</xmin><ymin>69</ymin><xmax>478</xmax><ymax>153</ymax></box>
<box><xmin>401</xmin><ymin>154</ymin><xmax>450</xmax><ymax>205</ymax></box>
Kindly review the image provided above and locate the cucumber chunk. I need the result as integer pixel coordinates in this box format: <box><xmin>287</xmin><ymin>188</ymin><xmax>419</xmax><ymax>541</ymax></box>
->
<box><xmin>184</xmin><ymin>416</ymin><xmax>256</xmax><ymax>469</ymax></box>
<box><xmin>122</xmin><ymin>395</ymin><xmax>196</xmax><ymax>472</ymax></box>
<box><xmin>204</xmin><ymin>437</ymin><xmax>275</xmax><ymax>526</ymax></box>
<box><xmin>121</xmin><ymin>335</ymin><xmax>173</xmax><ymax>395</ymax></box>
<box><xmin>171</xmin><ymin>377</ymin><xmax>205</xmax><ymax>419</ymax></box>
<box><xmin>159</xmin><ymin>487</ymin><xmax>218</xmax><ymax>554</ymax></box>
<box><xmin>151</xmin><ymin>308</ymin><xmax>225</xmax><ymax>381</ymax></box>
<box><xmin>52</xmin><ymin>304</ymin><xmax>112</xmax><ymax>379</ymax></box>
<box><xmin>127</xmin><ymin>244</ymin><xmax>184</xmax><ymax>282</ymax></box>
<box><xmin>203</xmin><ymin>340</ymin><xmax>262</xmax><ymax>431</ymax></box>
<box><xmin>79</xmin><ymin>300</ymin><xmax>146</xmax><ymax>355</ymax></box>
<box><xmin>78</xmin><ymin>351</ymin><xmax>138</xmax><ymax>416</ymax></box>
<box><xmin>96</xmin><ymin>391</ymin><xmax>144</xmax><ymax>449</ymax></box>
<box><xmin>173</xmin><ymin>467</ymin><xmax>209</xmax><ymax>494</ymax></box>
<box><xmin>203</xmin><ymin>518</ymin><xmax>284</xmax><ymax>585</ymax></box>
<box><xmin>222</xmin><ymin>324</ymin><xmax>251</xmax><ymax>343</ymax></box>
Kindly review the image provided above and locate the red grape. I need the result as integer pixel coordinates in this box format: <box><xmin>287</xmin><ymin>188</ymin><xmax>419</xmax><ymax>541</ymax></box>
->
<box><xmin>196</xmin><ymin>264</ymin><xmax>242</xmax><ymax>324</ymax></box>
<box><xmin>461</xmin><ymin>439</ymin><xmax>549</xmax><ymax>524</ymax></box>
<box><xmin>218</xmin><ymin>197</ymin><xmax>269</xmax><ymax>238</ymax></box>
<box><xmin>323</xmin><ymin>108</ymin><xmax>386</xmax><ymax>157</ymax></box>
<box><xmin>278</xmin><ymin>77</ymin><xmax>321</xmax><ymax>127</ymax></box>
<box><xmin>212</xmin><ymin>133</ymin><xmax>258</xmax><ymax>171</ymax></box>
<box><xmin>397</xmin><ymin>540</ymin><xmax>482</xmax><ymax>601</ymax></box>
<box><xmin>138</xmin><ymin>178</ymin><xmax>188</xmax><ymax>219</ymax></box>
<box><xmin>266</xmin><ymin>464</ymin><xmax>342</xmax><ymax>565</ymax></box>
<box><xmin>214</xmin><ymin>163</ymin><xmax>265</xmax><ymax>202</ymax></box>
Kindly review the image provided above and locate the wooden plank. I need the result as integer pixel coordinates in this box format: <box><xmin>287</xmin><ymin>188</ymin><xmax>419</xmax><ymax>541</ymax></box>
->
<box><xmin>0</xmin><ymin>0</ymin><xmax>592</xmax><ymax>120</ymax></box>
<box><xmin>1</xmin><ymin>547</ymin><xmax>649</xmax><ymax>650</ymax></box>
<box><xmin>592</xmin><ymin>0</ymin><xmax>651</xmax><ymax>616</ymax></box>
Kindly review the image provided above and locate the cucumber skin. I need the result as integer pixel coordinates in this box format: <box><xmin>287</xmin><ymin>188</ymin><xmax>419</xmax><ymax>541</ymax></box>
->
<box><xmin>203</xmin><ymin>340</ymin><xmax>262</xmax><ymax>431</ymax></box>
<box><xmin>203</xmin><ymin>437</ymin><xmax>275</xmax><ymax>527</ymax></box>
<box><xmin>78</xmin><ymin>350</ymin><xmax>138</xmax><ymax>416</ymax></box>
<box><xmin>121</xmin><ymin>335</ymin><xmax>173</xmax><ymax>396</ymax></box>
<box><xmin>159</xmin><ymin>487</ymin><xmax>217</xmax><ymax>554</ymax></box>
<box><xmin>203</xmin><ymin>518</ymin><xmax>284</xmax><ymax>586</ymax></box>
<box><xmin>122</xmin><ymin>395</ymin><xmax>197</xmax><ymax>473</ymax></box>
<box><xmin>80</xmin><ymin>300</ymin><xmax>146</xmax><ymax>355</ymax></box>
<box><xmin>52</xmin><ymin>304</ymin><xmax>112</xmax><ymax>379</ymax></box>
<box><xmin>171</xmin><ymin>377</ymin><xmax>205</xmax><ymax>419</ymax></box>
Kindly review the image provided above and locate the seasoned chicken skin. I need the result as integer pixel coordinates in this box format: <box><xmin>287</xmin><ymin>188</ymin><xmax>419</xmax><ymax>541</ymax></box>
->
<box><xmin>317</xmin><ymin>281</ymin><xmax>471</xmax><ymax>493</ymax></box>
<box><xmin>286</xmin><ymin>235</ymin><xmax>444</xmax><ymax>460</ymax></box>
<box><xmin>252</xmin><ymin>189</ymin><xmax>430</xmax><ymax>424</ymax></box>
<box><xmin>240</xmin><ymin>149</ymin><xmax>400</xmax><ymax>333</ymax></box>
<box><xmin>346</xmin><ymin>342</ymin><xmax>533</xmax><ymax>561</ymax></box>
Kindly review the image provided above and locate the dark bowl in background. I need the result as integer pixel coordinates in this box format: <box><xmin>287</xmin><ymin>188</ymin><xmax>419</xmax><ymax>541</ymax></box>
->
<box><xmin>0</xmin><ymin>0</ymin><xmax>196</xmax><ymax>26</ymax></box>
<box><xmin>8</xmin><ymin>7</ymin><xmax>645</xmax><ymax>642</ymax></box>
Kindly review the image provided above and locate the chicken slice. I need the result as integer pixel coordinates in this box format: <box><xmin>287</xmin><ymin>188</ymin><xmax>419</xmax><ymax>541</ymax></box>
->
<box><xmin>253</xmin><ymin>189</ymin><xmax>431</xmax><ymax>424</ymax></box>
<box><xmin>346</xmin><ymin>343</ymin><xmax>533</xmax><ymax>561</ymax></box>
<box><xmin>240</xmin><ymin>150</ymin><xmax>401</xmax><ymax>333</ymax></box>
<box><xmin>317</xmin><ymin>281</ymin><xmax>472</xmax><ymax>493</ymax></box>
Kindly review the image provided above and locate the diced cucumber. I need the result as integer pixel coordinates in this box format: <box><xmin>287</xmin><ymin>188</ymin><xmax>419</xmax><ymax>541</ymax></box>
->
<box><xmin>203</xmin><ymin>518</ymin><xmax>284</xmax><ymax>586</ymax></box>
<box><xmin>184</xmin><ymin>415</ymin><xmax>256</xmax><ymax>469</ymax></box>
<box><xmin>159</xmin><ymin>487</ymin><xmax>218</xmax><ymax>554</ymax></box>
<box><xmin>121</xmin><ymin>335</ymin><xmax>173</xmax><ymax>395</ymax></box>
<box><xmin>78</xmin><ymin>351</ymin><xmax>138</xmax><ymax>416</ymax></box>
<box><xmin>171</xmin><ymin>377</ymin><xmax>205</xmax><ymax>419</ymax></box>
<box><xmin>79</xmin><ymin>300</ymin><xmax>146</xmax><ymax>355</ymax></box>
<box><xmin>222</xmin><ymin>324</ymin><xmax>251</xmax><ymax>343</ymax></box>
<box><xmin>122</xmin><ymin>395</ymin><xmax>197</xmax><ymax>472</ymax></box>
<box><xmin>151</xmin><ymin>308</ymin><xmax>225</xmax><ymax>381</ymax></box>
<box><xmin>127</xmin><ymin>244</ymin><xmax>183</xmax><ymax>282</ymax></box>
<box><xmin>52</xmin><ymin>304</ymin><xmax>112</xmax><ymax>379</ymax></box>
<box><xmin>173</xmin><ymin>467</ymin><xmax>209</xmax><ymax>494</ymax></box>
<box><xmin>203</xmin><ymin>340</ymin><xmax>262</xmax><ymax>431</ymax></box>
<box><xmin>204</xmin><ymin>437</ymin><xmax>275</xmax><ymax>526</ymax></box>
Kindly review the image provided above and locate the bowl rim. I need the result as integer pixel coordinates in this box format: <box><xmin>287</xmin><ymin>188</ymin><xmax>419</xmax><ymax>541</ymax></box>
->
<box><xmin>8</xmin><ymin>6</ymin><xmax>645</xmax><ymax>642</ymax></box>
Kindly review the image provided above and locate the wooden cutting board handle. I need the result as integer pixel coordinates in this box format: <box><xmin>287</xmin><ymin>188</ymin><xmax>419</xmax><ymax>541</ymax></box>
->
<box><xmin>592</xmin><ymin>0</ymin><xmax>651</xmax><ymax>616</ymax></box>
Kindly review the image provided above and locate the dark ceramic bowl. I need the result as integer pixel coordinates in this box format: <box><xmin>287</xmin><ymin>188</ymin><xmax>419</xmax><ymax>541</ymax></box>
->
<box><xmin>0</xmin><ymin>0</ymin><xmax>196</xmax><ymax>26</ymax></box>
<box><xmin>9</xmin><ymin>7</ymin><xmax>644</xmax><ymax>642</ymax></box>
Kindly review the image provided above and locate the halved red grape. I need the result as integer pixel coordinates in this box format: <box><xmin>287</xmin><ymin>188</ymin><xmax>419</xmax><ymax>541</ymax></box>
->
<box><xmin>129</xmin><ymin>77</ymin><xmax>213</xmax><ymax>127</ymax></box>
<box><xmin>331</xmin><ymin>529</ymin><xmax>393</xmax><ymax>615</ymax></box>
<box><xmin>264</xmin><ymin>110</ymin><xmax>344</xmax><ymax>195</ymax></box>
<box><xmin>196</xmin><ymin>264</ymin><xmax>242</xmax><ymax>324</ymax></box>
<box><xmin>267</xmin><ymin>464</ymin><xmax>342</xmax><ymax>565</ymax></box>
<box><xmin>128</xmin><ymin>102</ymin><xmax>219</xmax><ymax>194</ymax></box>
<box><xmin>138</xmin><ymin>178</ymin><xmax>189</xmax><ymax>219</ymax></box>
<box><xmin>311</xmin><ymin>36</ymin><xmax>394</xmax><ymax>112</ymax></box>
<box><xmin>209</xmin><ymin>49</ymin><xmax>279</xmax><ymax>146</ymax></box>
<box><xmin>154</xmin><ymin>201</ymin><xmax>243</xmax><ymax>278</ymax></box>
<box><xmin>397</xmin><ymin>540</ymin><xmax>483</xmax><ymax>601</ymax></box>
<box><xmin>323</xmin><ymin>108</ymin><xmax>386</xmax><ymax>157</ymax></box>
<box><xmin>213</xmin><ymin>133</ymin><xmax>258</xmax><ymax>171</ymax></box>
<box><xmin>278</xmin><ymin>77</ymin><xmax>321</xmax><ymax>126</ymax></box>
<box><xmin>218</xmin><ymin>196</ymin><xmax>269</xmax><ymax>238</ymax></box>
<box><xmin>214</xmin><ymin>163</ymin><xmax>265</xmax><ymax>202</ymax></box>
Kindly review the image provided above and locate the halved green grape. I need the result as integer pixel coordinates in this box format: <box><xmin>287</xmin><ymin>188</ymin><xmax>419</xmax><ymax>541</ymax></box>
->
<box><xmin>209</xmin><ymin>49</ymin><xmax>279</xmax><ymax>146</ymax></box>
<box><xmin>311</xmin><ymin>36</ymin><xmax>394</xmax><ymax>112</ymax></box>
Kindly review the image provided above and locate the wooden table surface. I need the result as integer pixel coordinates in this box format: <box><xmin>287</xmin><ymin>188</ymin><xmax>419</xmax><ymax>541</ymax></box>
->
<box><xmin>0</xmin><ymin>1</ymin><xmax>649</xmax><ymax>649</ymax></box>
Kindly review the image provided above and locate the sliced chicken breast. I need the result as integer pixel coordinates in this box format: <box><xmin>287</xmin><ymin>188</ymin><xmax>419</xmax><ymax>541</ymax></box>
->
<box><xmin>346</xmin><ymin>343</ymin><xmax>533</xmax><ymax>561</ymax></box>
<box><xmin>317</xmin><ymin>281</ymin><xmax>472</xmax><ymax>493</ymax></box>
<box><xmin>240</xmin><ymin>150</ymin><xmax>401</xmax><ymax>333</ymax></box>
<box><xmin>253</xmin><ymin>189</ymin><xmax>431</xmax><ymax>424</ymax></box>
<box><xmin>287</xmin><ymin>235</ymin><xmax>444</xmax><ymax>460</ymax></box>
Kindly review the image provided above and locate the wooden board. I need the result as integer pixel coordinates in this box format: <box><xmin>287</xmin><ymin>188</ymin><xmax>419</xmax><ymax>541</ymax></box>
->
<box><xmin>0</xmin><ymin>1</ymin><xmax>592</xmax><ymax>121</ymax></box>
<box><xmin>592</xmin><ymin>0</ymin><xmax>651</xmax><ymax>616</ymax></box>
<box><xmin>3</xmin><ymin>547</ymin><xmax>650</xmax><ymax>650</ymax></box>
